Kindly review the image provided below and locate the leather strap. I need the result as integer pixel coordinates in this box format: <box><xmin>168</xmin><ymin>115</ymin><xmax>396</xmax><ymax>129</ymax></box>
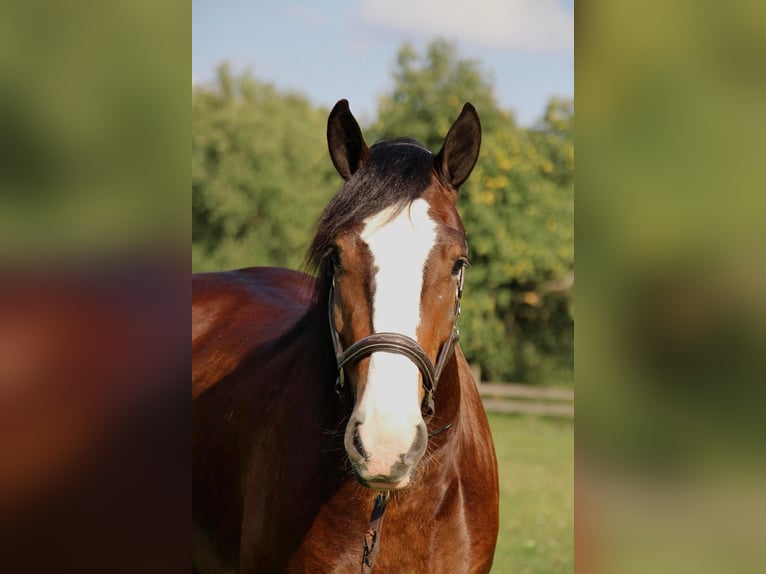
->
<box><xmin>328</xmin><ymin>265</ymin><xmax>464</xmax><ymax>416</ymax></box>
<box><xmin>360</xmin><ymin>493</ymin><xmax>388</xmax><ymax>573</ymax></box>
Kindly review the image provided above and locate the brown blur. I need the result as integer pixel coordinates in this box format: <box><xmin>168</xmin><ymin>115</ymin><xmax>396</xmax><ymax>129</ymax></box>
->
<box><xmin>0</xmin><ymin>259</ymin><xmax>188</xmax><ymax>573</ymax></box>
<box><xmin>0</xmin><ymin>0</ymin><xmax>188</xmax><ymax>572</ymax></box>
<box><xmin>578</xmin><ymin>1</ymin><xmax>766</xmax><ymax>572</ymax></box>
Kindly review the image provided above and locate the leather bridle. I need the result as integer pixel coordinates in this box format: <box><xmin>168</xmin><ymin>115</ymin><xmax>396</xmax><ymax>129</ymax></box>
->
<box><xmin>328</xmin><ymin>265</ymin><xmax>465</xmax><ymax>417</ymax></box>
<box><xmin>328</xmin><ymin>264</ymin><xmax>465</xmax><ymax>573</ymax></box>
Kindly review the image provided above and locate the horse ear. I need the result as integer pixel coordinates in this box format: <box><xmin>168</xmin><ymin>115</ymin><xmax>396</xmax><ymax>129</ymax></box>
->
<box><xmin>434</xmin><ymin>103</ymin><xmax>482</xmax><ymax>189</ymax></box>
<box><xmin>327</xmin><ymin>99</ymin><xmax>370</xmax><ymax>180</ymax></box>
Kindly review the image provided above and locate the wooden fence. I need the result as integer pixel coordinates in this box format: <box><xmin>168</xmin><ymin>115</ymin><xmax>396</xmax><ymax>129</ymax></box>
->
<box><xmin>478</xmin><ymin>382</ymin><xmax>574</xmax><ymax>417</ymax></box>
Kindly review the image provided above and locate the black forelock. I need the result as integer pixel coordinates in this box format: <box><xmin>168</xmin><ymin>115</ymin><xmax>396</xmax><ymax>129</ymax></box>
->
<box><xmin>306</xmin><ymin>138</ymin><xmax>435</xmax><ymax>274</ymax></box>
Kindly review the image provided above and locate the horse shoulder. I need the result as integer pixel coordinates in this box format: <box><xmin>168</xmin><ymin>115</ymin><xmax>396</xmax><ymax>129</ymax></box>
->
<box><xmin>192</xmin><ymin>267</ymin><xmax>316</xmax><ymax>398</ymax></box>
<box><xmin>419</xmin><ymin>348</ymin><xmax>499</xmax><ymax>573</ymax></box>
<box><xmin>455</xmin><ymin>348</ymin><xmax>500</xmax><ymax>571</ymax></box>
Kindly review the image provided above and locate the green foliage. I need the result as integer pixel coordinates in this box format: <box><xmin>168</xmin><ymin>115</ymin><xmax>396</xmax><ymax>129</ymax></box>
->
<box><xmin>369</xmin><ymin>39</ymin><xmax>512</xmax><ymax>148</ymax></box>
<box><xmin>192</xmin><ymin>64</ymin><xmax>339</xmax><ymax>272</ymax></box>
<box><xmin>461</xmin><ymin>99</ymin><xmax>574</xmax><ymax>384</ymax></box>
<box><xmin>373</xmin><ymin>41</ymin><xmax>574</xmax><ymax>384</ymax></box>
<box><xmin>191</xmin><ymin>41</ymin><xmax>574</xmax><ymax>385</ymax></box>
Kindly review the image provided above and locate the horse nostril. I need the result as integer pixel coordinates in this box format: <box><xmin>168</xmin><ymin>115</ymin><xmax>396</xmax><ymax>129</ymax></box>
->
<box><xmin>353</xmin><ymin>424</ymin><xmax>368</xmax><ymax>460</ymax></box>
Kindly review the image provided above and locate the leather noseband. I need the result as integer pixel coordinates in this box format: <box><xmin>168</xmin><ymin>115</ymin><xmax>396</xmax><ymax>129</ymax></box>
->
<box><xmin>328</xmin><ymin>267</ymin><xmax>464</xmax><ymax>416</ymax></box>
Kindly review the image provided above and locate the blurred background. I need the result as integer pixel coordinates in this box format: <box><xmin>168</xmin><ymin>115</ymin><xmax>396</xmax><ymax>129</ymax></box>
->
<box><xmin>193</xmin><ymin>2</ymin><xmax>574</xmax><ymax>572</ymax></box>
<box><xmin>0</xmin><ymin>2</ymin><xmax>188</xmax><ymax>572</ymax></box>
<box><xmin>578</xmin><ymin>1</ymin><xmax>766</xmax><ymax>573</ymax></box>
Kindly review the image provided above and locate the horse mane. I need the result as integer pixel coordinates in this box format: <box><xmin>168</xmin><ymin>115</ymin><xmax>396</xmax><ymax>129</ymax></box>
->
<box><xmin>305</xmin><ymin>138</ymin><xmax>435</xmax><ymax>284</ymax></box>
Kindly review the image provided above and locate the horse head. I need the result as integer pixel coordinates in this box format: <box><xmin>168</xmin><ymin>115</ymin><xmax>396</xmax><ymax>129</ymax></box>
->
<box><xmin>309</xmin><ymin>99</ymin><xmax>481</xmax><ymax>491</ymax></box>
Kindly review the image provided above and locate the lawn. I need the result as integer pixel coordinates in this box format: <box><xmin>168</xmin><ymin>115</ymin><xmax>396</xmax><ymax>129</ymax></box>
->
<box><xmin>488</xmin><ymin>414</ymin><xmax>574</xmax><ymax>574</ymax></box>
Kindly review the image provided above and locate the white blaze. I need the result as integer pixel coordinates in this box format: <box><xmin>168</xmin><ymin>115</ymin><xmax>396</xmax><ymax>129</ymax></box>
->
<box><xmin>354</xmin><ymin>199</ymin><xmax>437</xmax><ymax>474</ymax></box>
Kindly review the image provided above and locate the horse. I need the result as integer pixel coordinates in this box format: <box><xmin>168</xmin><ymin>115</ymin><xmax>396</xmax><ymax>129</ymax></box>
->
<box><xmin>192</xmin><ymin>100</ymin><xmax>499</xmax><ymax>573</ymax></box>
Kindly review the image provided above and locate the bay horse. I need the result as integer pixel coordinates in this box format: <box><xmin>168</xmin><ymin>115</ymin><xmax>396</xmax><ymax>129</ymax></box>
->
<box><xmin>193</xmin><ymin>100</ymin><xmax>499</xmax><ymax>573</ymax></box>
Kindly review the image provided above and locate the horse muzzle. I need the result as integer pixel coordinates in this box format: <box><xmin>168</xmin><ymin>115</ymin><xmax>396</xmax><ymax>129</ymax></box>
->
<box><xmin>344</xmin><ymin>416</ymin><xmax>428</xmax><ymax>491</ymax></box>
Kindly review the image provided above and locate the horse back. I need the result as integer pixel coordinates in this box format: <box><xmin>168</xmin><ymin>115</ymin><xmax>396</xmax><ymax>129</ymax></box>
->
<box><xmin>192</xmin><ymin>267</ymin><xmax>316</xmax><ymax>398</ymax></box>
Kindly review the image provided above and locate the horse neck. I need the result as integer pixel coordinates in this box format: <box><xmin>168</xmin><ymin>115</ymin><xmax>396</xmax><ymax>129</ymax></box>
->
<box><xmin>282</xmin><ymin>298</ymin><xmax>338</xmax><ymax>402</ymax></box>
<box><xmin>244</xmin><ymin>297</ymin><xmax>346</xmax><ymax>477</ymax></box>
<box><xmin>422</xmin><ymin>351</ymin><xmax>468</xmax><ymax>456</ymax></box>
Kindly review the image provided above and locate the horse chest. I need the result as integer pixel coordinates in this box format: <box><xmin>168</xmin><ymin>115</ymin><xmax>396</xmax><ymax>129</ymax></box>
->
<box><xmin>285</xmin><ymin>478</ymin><xmax>491</xmax><ymax>574</ymax></box>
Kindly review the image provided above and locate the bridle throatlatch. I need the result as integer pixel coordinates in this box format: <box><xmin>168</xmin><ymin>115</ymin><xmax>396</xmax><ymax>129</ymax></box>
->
<box><xmin>328</xmin><ymin>265</ymin><xmax>465</xmax><ymax>417</ymax></box>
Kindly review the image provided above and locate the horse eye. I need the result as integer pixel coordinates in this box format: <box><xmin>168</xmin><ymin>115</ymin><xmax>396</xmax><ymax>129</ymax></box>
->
<box><xmin>451</xmin><ymin>257</ymin><xmax>470</xmax><ymax>276</ymax></box>
<box><xmin>328</xmin><ymin>247</ymin><xmax>342</xmax><ymax>269</ymax></box>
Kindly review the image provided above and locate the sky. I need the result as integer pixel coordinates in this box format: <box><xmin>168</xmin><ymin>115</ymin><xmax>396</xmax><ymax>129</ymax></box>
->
<box><xmin>192</xmin><ymin>0</ymin><xmax>573</xmax><ymax>127</ymax></box>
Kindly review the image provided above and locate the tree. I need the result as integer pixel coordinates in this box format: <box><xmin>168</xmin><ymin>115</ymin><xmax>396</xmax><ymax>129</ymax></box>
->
<box><xmin>369</xmin><ymin>39</ymin><xmax>512</xmax><ymax>148</ymax></box>
<box><xmin>192</xmin><ymin>65</ymin><xmax>338</xmax><ymax>272</ymax></box>
<box><xmin>374</xmin><ymin>41</ymin><xmax>574</xmax><ymax>384</ymax></box>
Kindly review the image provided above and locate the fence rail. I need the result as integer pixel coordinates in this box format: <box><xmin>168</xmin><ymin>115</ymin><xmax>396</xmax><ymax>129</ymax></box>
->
<box><xmin>478</xmin><ymin>382</ymin><xmax>574</xmax><ymax>417</ymax></box>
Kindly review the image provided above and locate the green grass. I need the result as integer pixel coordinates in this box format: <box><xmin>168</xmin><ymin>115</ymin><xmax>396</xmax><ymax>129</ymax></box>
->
<box><xmin>488</xmin><ymin>414</ymin><xmax>574</xmax><ymax>574</ymax></box>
